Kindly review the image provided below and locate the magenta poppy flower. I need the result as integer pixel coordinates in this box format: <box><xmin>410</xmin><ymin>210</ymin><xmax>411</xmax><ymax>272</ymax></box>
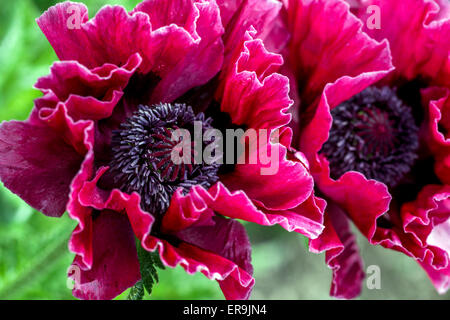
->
<box><xmin>342</xmin><ymin>0</ymin><xmax>450</xmax><ymax>295</ymax></box>
<box><xmin>268</xmin><ymin>0</ymin><xmax>450</xmax><ymax>298</ymax></box>
<box><xmin>0</xmin><ymin>0</ymin><xmax>322</xmax><ymax>300</ymax></box>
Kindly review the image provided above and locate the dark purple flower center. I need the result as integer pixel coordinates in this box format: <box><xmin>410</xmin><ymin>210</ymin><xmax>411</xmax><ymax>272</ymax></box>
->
<box><xmin>321</xmin><ymin>86</ymin><xmax>419</xmax><ymax>188</ymax></box>
<box><xmin>110</xmin><ymin>103</ymin><xmax>221</xmax><ymax>217</ymax></box>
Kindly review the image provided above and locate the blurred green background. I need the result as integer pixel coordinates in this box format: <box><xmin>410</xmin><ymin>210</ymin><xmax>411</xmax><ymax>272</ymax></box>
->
<box><xmin>0</xmin><ymin>0</ymin><xmax>449</xmax><ymax>300</ymax></box>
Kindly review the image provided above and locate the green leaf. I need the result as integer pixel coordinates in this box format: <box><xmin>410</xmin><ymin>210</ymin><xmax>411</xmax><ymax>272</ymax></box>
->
<box><xmin>135</xmin><ymin>238</ymin><xmax>165</xmax><ymax>297</ymax></box>
<box><xmin>127</xmin><ymin>280</ymin><xmax>144</xmax><ymax>300</ymax></box>
<box><xmin>152</xmin><ymin>250</ymin><xmax>166</xmax><ymax>270</ymax></box>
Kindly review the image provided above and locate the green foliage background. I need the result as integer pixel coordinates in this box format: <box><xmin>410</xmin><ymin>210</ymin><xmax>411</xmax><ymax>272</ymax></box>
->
<box><xmin>0</xmin><ymin>0</ymin><xmax>449</xmax><ymax>300</ymax></box>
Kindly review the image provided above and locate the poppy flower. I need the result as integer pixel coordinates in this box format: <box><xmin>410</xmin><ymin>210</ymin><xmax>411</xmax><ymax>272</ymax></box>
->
<box><xmin>269</xmin><ymin>0</ymin><xmax>450</xmax><ymax>298</ymax></box>
<box><xmin>342</xmin><ymin>0</ymin><xmax>450</xmax><ymax>296</ymax></box>
<box><xmin>264</xmin><ymin>0</ymin><xmax>393</xmax><ymax>299</ymax></box>
<box><xmin>0</xmin><ymin>0</ymin><xmax>322</xmax><ymax>300</ymax></box>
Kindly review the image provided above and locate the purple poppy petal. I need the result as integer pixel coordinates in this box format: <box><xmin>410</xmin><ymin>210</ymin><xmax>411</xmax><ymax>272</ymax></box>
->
<box><xmin>161</xmin><ymin>187</ymin><xmax>214</xmax><ymax>234</ymax></box>
<box><xmin>316</xmin><ymin>159</ymin><xmax>392</xmax><ymax>241</ymax></box>
<box><xmin>148</xmin><ymin>0</ymin><xmax>224</xmax><ymax>103</ymax></box>
<box><xmin>68</xmin><ymin>163</ymin><xmax>153</xmax><ymax>272</ymax></box>
<box><xmin>310</xmin><ymin>201</ymin><xmax>365</xmax><ymax>299</ymax></box>
<box><xmin>71</xmin><ymin>210</ymin><xmax>141</xmax><ymax>300</ymax></box>
<box><xmin>278</xmin><ymin>0</ymin><xmax>393</xmax><ymax>111</ymax></box>
<box><xmin>221</xmin><ymin>131</ymin><xmax>314</xmax><ymax>211</ymax></box>
<box><xmin>218</xmin><ymin>30</ymin><xmax>291</xmax><ymax>130</ymax></box>
<box><xmin>37</xmin><ymin>1</ymin><xmax>224</xmax><ymax>102</ymax></box>
<box><xmin>176</xmin><ymin>215</ymin><xmax>254</xmax><ymax>282</ymax></box>
<box><xmin>197</xmin><ymin>182</ymin><xmax>324</xmax><ymax>239</ymax></box>
<box><xmin>422</xmin><ymin>218</ymin><xmax>450</xmax><ymax>293</ymax></box>
<box><xmin>213</xmin><ymin>30</ymin><xmax>318</xmax><ymax>214</ymax></box>
<box><xmin>35</xmin><ymin>53</ymin><xmax>141</xmax><ymax>122</ymax></box>
<box><xmin>350</xmin><ymin>0</ymin><xmax>450</xmax><ymax>87</ymax></box>
<box><xmin>160</xmin><ymin>187</ymin><xmax>254</xmax><ymax>299</ymax></box>
<box><xmin>131</xmin><ymin>0</ymin><xmax>198</xmax><ymax>30</ymax></box>
<box><xmin>68</xmin><ymin>166</ymin><xmax>153</xmax><ymax>300</ymax></box>
<box><xmin>306</xmin><ymin>158</ymin><xmax>391</xmax><ymax>298</ymax></box>
<box><xmin>67</xmin><ymin>149</ymin><xmax>96</xmax><ymax>270</ymax></box>
<box><xmin>280</xmin><ymin>0</ymin><xmax>394</xmax><ymax>165</ymax></box>
<box><xmin>75</xmin><ymin>166</ymin><xmax>254</xmax><ymax>300</ymax></box>
<box><xmin>216</xmin><ymin>0</ymin><xmax>282</xmax><ymax>63</ymax></box>
<box><xmin>368</xmin><ymin>185</ymin><xmax>450</xmax><ymax>294</ymax></box>
<box><xmin>260</xmin><ymin>194</ymin><xmax>327</xmax><ymax>239</ymax></box>
<box><xmin>144</xmin><ymin>237</ymin><xmax>255</xmax><ymax>300</ymax></box>
<box><xmin>0</xmin><ymin>105</ymin><xmax>93</xmax><ymax>217</ymax></box>
<box><xmin>37</xmin><ymin>3</ymin><xmax>148</xmax><ymax>69</ymax></box>
<box><xmin>422</xmin><ymin>87</ymin><xmax>450</xmax><ymax>184</ymax></box>
<box><xmin>78</xmin><ymin>166</ymin><xmax>154</xmax><ymax>242</ymax></box>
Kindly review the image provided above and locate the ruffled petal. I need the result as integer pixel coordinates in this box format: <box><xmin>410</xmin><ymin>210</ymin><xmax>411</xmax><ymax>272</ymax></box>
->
<box><xmin>37</xmin><ymin>1</ymin><xmax>224</xmax><ymax>102</ymax></box>
<box><xmin>131</xmin><ymin>0</ymin><xmax>198</xmax><ymax>31</ymax></box>
<box><xmin>212</xmin><ymin>28</ymin><xmax>319</xmax><ymax>221</ymax></box>
<box><xmin>176</xmin><ymin>215</ymin><xmax>254</xmax><ymax>286</ymax></box>
<box><xmin>402</xmin><ymin>186</ymin><xmax>450</xmax><ymax>246</ymax></box>
<box><xmin>144</xmin><ymin>237</ymin><xmax>254</xmax><ymax>299</ymax></box>
<box><xmin>67</xmin><ymin>150</ymin><xmax>96</xmax><ymax>270</ymax></box>
<box><xmin>144</xmin><ymin>0</ymin><xmax>225</xmax><ymax>103</ymax></box>
<box><xmin>164</xmin><ymin>200</ymin><xmax>253</xmax><ymax>279</ymax></box>
<box><xmin>424</xmin><ymin>218</ymin><xmax>450</xmax><ymax>293</ymax></box>
<box><xmin>350</xmin><ymin>0</ymin><xmax>450</xmax><ymax>86</ymax></box>
<box><xmin>37</xmin><ymin>3</ymin><xmax>149</xmax><ymax>70</ymax></box>
<box><xmin>218</xmin><ymin>29</ymin><xmax>291</xmax><ymax>130</ymax></box>
<box><xmin>369</xmin><ymin>185</ymin><xmax>450</xmax><ymax>294</ymax></box>
<box><xmin>35</xmin><ymin>53</ymin><xmax>141</xmax><ymax>122</ymax></box>
<box><xmin>421</xmin><ymin>87</ymin><xmax>450</xmax><ymax>184</ymax></box>
<box><xmin>220</xmin><ymin>130</ymin><xmax>314</xmax><ymax>211</ymax></box>
<box><xmin>316</xmin><ymin>157</ymin><xmax>392</xmax><ymax>241</ymax></box>
<box><xmin>162</xmin><ymin>176</ymin><xmax>322</xmax><ymax>240</ymax></box>
<box><xmin>280</xmin><ymin>0</ymin><xmax>393</xmax><ymax>163</ymax></box>
<box><xmin>161</xmin><ymin>187</ymin><xmax>255</xmax><ymax>299</ymax></box>
<box><xmin>71</xmin><ymin>210</ymin><xmax>140</xmax><ymax>300</ymax></box>
<box><xmin>161</xmin><ymin>187</ymin><xmax>214</xmax><ymax>234</ymax></box>
<box><xmin>75</xmin><ymin>167</ymin><xmax>254</xmax><ymax>299</ymax></box>
<box><xmin>68</xmin><ymin>165</ymin><xmax>154</xmax><ymax>272</ymax></box>
<box><xmin>262</xmin><ymin>194</ymin><xmax>326</xmax><ymax>239</ymax></box>
<box><xmin>197</xmin><ymin>182</ymin><xmax>324</xmax><ymax>239</ymax></box>
<box><xmin>80</xmin><ymin>167</ymin><xmax>154</xmax><ymax>241</ymax></box>
<box><xmin>310</xmin><ymin>201</ymin><xmax>365</xmax><ymax>299</ymax></box>
<box><xmin>217</xmin><ymin>0</ymin><xmax>282</xmax><ymax>63</ymax></box>
<box><xmin>306</xmin><ymin>157</ymin><xmax>391</xmax><ymax>298</ymax></box>
<box><xmin>279</xmin><ymin>0</ymin><xmax>393</xmax><ymax>114</ymax></box>
<box><xmin>0</xmin><ymin>105</ymin><xmax>93</xmax><ymax>217</ymax></box>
